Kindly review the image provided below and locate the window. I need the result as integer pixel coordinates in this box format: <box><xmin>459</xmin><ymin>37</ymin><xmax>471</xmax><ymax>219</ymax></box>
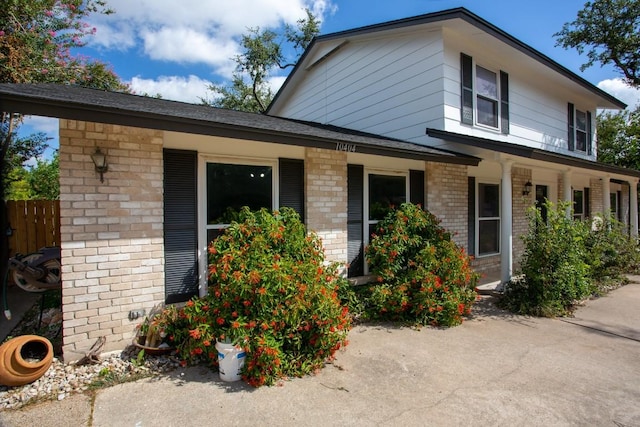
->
<box><xmin>477</xmin><ymin>183</ymin><xmax>500</xmax><ymax>255</ymax></box>
<box><xmin>573</xmin><ymin>189</ymin><xmax>584</xmax><ymax>220</ymax></box>
<box><xmin>206</xmin><ymin>162</ymin><xmax>273</xmax><ymax>242</ymax></box>
<box><xmin>460</xmin><ymin>53</ymin><xmax>509</xmax><ymax>134</ymax></box>
<box><xmin>610</xmin><ymin>192</ymin><xmax>620</xmax><ymax>220</ymax></box>
<box><xmin>568</xmin><ymin>103</ymin><xmax>592</xmax><ymax>154</ymax></box>
<box><xmin>575</xmin><ymin>110</ymin><xmax>587</xmax><ymax>152</ymax></box>
<box><xmin>476</xmin><ymin>66</ymin><xmax>499</xmax><ymax>128</ymax></box>
<box><xmin>368</xmin><ymin>173</ymin><xmax>407</xmax><ymax>237</ymax></box>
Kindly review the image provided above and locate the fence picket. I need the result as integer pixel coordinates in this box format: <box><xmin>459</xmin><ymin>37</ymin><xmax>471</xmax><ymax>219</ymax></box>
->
<box><xmin>6</xmin><ymin>200</ymin><xmax>60</xmax><ymax>257</ymax></box>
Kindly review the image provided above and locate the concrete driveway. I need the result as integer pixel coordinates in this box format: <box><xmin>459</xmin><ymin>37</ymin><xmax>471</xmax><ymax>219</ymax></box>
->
<box><xmin>2</xmin><ymin>280</ymin><xmax>639</xmax><ymax>426</ymax></box>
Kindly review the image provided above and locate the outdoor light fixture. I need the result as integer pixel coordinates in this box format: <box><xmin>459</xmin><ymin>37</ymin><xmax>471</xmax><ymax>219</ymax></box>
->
<box><xmin>91</xmin><ymin>147</ymin><xmax>108</xmax><ymax>183</ymax></box>
<box><xmin>523</xmin><ymin>180</ymin><xmax>532</xmax><ymax>196</ymax></box>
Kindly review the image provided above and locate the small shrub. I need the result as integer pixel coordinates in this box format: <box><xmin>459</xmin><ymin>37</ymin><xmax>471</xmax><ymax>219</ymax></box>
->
<box><xmin>501</xmin><ymin>201</ymin><xmax>592</xmax><ymax>316</ymax></box>
<box><xmin>362</xmin><ymin>203</ymin><xmax>479</xmax><ymax>327</ymax></box>
<box><xmin>166</xmin><ymin>207</ymin><xmax>351</xmax><ymax>386</ymax></box>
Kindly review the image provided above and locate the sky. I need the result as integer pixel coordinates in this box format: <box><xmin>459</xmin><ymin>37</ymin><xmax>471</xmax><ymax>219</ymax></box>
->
<box><xmin>20</xmin><ymin>0</ymin><xmax>640</xmax><ymax>157</ymax></box>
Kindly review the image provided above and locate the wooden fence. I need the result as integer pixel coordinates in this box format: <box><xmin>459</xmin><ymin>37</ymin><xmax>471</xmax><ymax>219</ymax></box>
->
<box><xmin>7</xmin><ymin>200</ymin><xmax>60</xmax><ymax>257</ymax></box>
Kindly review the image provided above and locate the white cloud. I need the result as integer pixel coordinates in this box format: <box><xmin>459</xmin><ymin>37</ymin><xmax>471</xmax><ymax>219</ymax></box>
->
<box><xmin>129</xmin><ymin>75</ymin><xmax>213</xmax><ymax>104</ymax></box>
<box><xmin>89</xmin><ymin>1</ymin><xmax>337</xmax><ymax>68</ymax></box>
<box><xmin>22</xmin><ymin>116</ymin><xmax>59</xmax><ymax>135</ymax></box>
<box><xmin>267</xmin><ymin>75</ymin><xmax>288</xmax><ymax>94</ymax></box>
<box><xmin>140</xmin><ymin>27</ymin><xmax>239</xmax><ymax>75</ymax></box>
<box><xmin>597</xmin><ymin>78</ymin><xmax>640</xmax><ymax>109</ymax></box>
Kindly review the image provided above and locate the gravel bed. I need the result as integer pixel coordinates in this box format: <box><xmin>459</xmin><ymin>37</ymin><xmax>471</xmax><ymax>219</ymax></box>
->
<box><xmin>0</xmin><ymin>348</ymin><xmax>181</xmax><ymax>410</ymax></box>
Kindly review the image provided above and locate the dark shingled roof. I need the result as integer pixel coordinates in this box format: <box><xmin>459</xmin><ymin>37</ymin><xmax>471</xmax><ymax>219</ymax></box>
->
<box><xmin>0</xmin><ymin>83</ymin><xmax>479</xmax><ymax>165</ymax></box>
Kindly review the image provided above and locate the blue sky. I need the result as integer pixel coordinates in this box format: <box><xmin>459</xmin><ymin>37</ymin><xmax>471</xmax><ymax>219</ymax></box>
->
<box><xmin>21</xmin><ymin>0</ymin><xmax>640</xmax><ymax>157</ymax></box>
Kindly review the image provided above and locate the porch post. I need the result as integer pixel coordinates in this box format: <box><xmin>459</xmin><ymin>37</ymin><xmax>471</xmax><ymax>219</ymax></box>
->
<box><xmin>563</xmin><ymin>169</ymin><xmax>572</xmax><ymax>218</ymax></box>
<box><xmin>630</xmin><ymin>179</ymin><xmax>638</xmax><ymax>238</ymax></box>
<box><xmin>500</xmin><ymin>160</ymin><xmax>513</xmax><ymax>286</ymax></box>
<box><xmin>603</xmin><ymin>176</ymin><xmax>611</xmax><ymax>217</ymax></box>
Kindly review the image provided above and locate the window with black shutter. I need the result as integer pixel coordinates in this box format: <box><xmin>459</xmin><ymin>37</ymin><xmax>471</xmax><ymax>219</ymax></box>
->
<box><xmin>279</xmin><ymin>158</ymin><xmax>305</xmax><ymax>222</ymax></box>
<box><xmin>460</xmin><ymin>53</ymin><xmax>509</xmax><ymax>134</ymax></box>
<box><xmin>163</xmin><ymin>149</ymin><xmax>199</xmax><ymax>304</ymax></box>
<box><xmin>347</xmin><ymin>165</ymin><xmax>364</xmax><ymax>277</ymax></box>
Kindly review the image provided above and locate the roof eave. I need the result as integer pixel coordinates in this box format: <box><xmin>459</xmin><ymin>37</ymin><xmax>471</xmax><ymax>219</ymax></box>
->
<box><xmin>426</xmin><ymin>128</ymin><xmax>640</xmax><ymax>178</ymax></box>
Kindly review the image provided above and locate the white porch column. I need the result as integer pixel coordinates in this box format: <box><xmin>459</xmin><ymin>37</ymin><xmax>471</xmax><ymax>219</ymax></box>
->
<box><xmin>603</xmin><ymin>176</ymin><xmax>611</xmax><ymax>217</ymax></box>
<box><xmin>500</xmin><ymin>160</ymin><xmax>513</xmax><ymax>286</ymax></box>
<box><xmin>630</xmin><ymin>179</ymin><xmax>638</xmax><ymax>238</ymax></box>
<box><xmin>563</xmin><ymin>169</ymin><xmax>572</xmax><ymax>218</ymax></box>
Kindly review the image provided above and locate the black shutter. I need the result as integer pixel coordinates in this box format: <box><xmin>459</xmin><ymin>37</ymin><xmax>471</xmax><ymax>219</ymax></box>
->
<box><xmin>461</xmin><ymin>53</ymin><xmax>474</xmax><ymax>125</ymax></box>
<box><xmin>584</xmin><ymin>187</ymin><xmax>591</xmax><ymax>218</ymax></box>
<box><xmin>347</xmin><ymin>164</ymin><xmax>364</xmax><ymax>277</ymax></box>
<box><xmin>163</xmin><ymin>149</ymin><xmax>198</xmax><ymax>304</ymax></box>
<box><xmin>568</xmin><ymin>103</ymin><xmax>575</xmax><ymax>151</ymax></box>
<box><xmin>279</xmin><ymin>158</ymin><xmax>305</xmax><ymax>222</ymax></box>
<box><xmin>500</xmin><ymin>71</ymin><xmax>509</xmax><ymax>135</ymax></box>
<box><xmin>410</xmin><ymin>170</ymin><xmax>425</xmax><ymax>208</ymax></box>
<box><xmin>468</xmin><ymin>177</ymin><xmax>476</xmax><ymax>257</ymax></box>
<box><xmin>587</xmin><ymin>111</ymin><xmax>593</xmax><ymax>155</ymax></box>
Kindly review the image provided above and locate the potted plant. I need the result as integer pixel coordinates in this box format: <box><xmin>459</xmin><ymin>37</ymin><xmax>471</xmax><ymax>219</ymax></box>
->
<box><xmin>133</xmin><ymin>306</ymin><xmax>176</xmax><ymax>355</ymax></box>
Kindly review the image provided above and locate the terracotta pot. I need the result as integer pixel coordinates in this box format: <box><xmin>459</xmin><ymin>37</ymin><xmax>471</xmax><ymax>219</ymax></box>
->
<box><xmin>0</xmin><ymin>335</ymin><xmax>54</xmax><ymax>387</ymax></box>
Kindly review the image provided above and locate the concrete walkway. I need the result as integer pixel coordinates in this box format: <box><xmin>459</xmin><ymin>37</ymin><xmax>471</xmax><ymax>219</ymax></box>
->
<box><xmin>2</xmin><ymin>280</ymin><xmax>640</xmax><ymax>426</ymax></box>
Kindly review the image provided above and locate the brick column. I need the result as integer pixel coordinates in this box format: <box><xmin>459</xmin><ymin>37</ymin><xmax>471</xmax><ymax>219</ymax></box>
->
<box><xmin>512</xmin><ymin>167</ymin><xmax>532</xmax><ymax>267</ymax></box>
<box><xmin>59</xmin><ymin>120</ymin><xmax>165</xmax><ymax>361</ymax></box>
<box><xmin>426</xmin><ymin>162</ymin><xmax>468</xmax><ymax>251</ymax></box>
<box><xmin>304</xmin><ymin>148</ymin><xmax>348</xmax><ymax>270</ymax></box>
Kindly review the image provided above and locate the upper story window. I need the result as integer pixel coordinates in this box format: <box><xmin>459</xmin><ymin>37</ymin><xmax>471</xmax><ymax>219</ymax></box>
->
<box><xmin>461</xmin><ymin>53</ymin><xmax>509</xmax><ymax>135</ymax></box>
<box><xmin>476</xmin><ymin>66</ymin><xmax>499</xmax><ymax>128</ymax></box>
<box><xmin>567</xmin><ymin>103</ymin><xmax>592</xmax><ymax>155</ymax></box>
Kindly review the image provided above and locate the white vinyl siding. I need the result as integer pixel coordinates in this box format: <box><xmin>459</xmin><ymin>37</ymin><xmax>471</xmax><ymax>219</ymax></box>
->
<box><xmin>274</xmin><ymin>31</ymin><xmax>447</xmax><ymax>143</ymax></box>
<box><xmin>442</xmin><ymin>34</ymin><xmax>599</xmax><ymax>160</ymax></box>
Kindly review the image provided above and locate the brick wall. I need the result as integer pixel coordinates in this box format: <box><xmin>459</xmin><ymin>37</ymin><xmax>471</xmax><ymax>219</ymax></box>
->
<box><xmin>512</xmin><ymin>167</ymin><xmax>532</xmax><ymax>266</ymax></box>
<box><xmin>590</xmin><ymin>178</ymin><xmax>603</xmax><ymax>215</ymax></box>
<box><xmin>426</xmin><ymin>162</ymin><xmax>468</xmax><ymax>250</ymax></box>
<box><xmin>305</xmin><ymin>148</ymin><xmax>348</xmax><ymax>270</ymax></box>
<box><xmin>59</xmin><ymin>120</ymin><xmax>165</xmax><ymax>361</ymax></box>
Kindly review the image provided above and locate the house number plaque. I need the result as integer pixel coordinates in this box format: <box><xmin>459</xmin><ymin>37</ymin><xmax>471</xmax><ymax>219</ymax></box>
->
<box><xmin>336</xmin><ymin>143</ymin><xmax>356</xmax><ymax>152</ymax></box>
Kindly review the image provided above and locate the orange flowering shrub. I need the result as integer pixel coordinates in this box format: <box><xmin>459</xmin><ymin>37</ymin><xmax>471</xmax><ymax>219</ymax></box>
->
<box><xmin>167</xmin><ymin>207</ymin><xmax>351</xmax><ymax>386</ymax></box>
<box><xmin>364</xmin><ymin>203</ymin><xmax>478</xmax><ymax>326</ymax></box>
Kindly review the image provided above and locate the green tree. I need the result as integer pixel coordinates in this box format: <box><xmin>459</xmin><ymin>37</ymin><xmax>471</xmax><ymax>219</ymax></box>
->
<box><xmin>554</xmin><ymin>0</ymin><xmax>640</xmax><ymax>88</ymax></box>
<box><xmin>28</xmin><ymin>152</ymin><xmax>59</xmax><ymax>200</ymax></box>
<box><xmin>597</xmin><ymin>106</ymin><xmax>640</xmax><ymax>169</ymax></box>
<box><xmin>1</xmin><ymin>0</ymin><xmax>126</xmax><ymax>280</ymax></box>
<box><xmin>205</xmin><ymin>9</ymin><xmax>320</xmax><ymax>113</ymax></box>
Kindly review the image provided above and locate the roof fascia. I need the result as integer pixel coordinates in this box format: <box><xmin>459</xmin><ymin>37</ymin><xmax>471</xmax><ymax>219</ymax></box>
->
<box><xmin>0</xmin><ymin>87</ymin><xmax>479</xmax><ymax>165</ymax></box>
<box><xmin>426</xmin><ymin>128</ymin><xmax>640</xmax><ymax>178</ymax></box>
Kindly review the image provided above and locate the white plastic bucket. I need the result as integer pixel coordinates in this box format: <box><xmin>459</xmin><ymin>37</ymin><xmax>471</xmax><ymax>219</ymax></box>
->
<box><xmin>215</xmin><ymin>341</ymin><xmax>246</xmax><ymax>382</ymax></box>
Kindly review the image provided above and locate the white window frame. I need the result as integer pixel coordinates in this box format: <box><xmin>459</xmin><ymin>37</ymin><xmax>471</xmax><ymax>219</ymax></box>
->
<box><xmin>363</xmin><ymin>169</ymin><xmax>409</xmax><ymax>274</ymax></box>
<box><xmin>476</xmin><ymin>180</ymin><xmax>501</xmax><ymax>257</ymax></box>
<box><xmin>198</xmin><ymin>155</ymin><xmax>279</xmax><ymax>291</ymax></box>
<box><xmin>575</xmin><ymin>109</ymin><xmax>588</xmax><ymax>153</ymax></box>
<box><xmin>474</xmin><ymin>64</ymin><xmax>501</xmax><ymax>131</ymax></box>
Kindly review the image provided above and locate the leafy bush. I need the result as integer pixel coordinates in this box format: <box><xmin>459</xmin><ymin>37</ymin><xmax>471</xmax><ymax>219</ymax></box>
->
<box><xmin>501</xmin><ymin>201</ymin><xmax>593</xmax><ymax>316</ymax></box>
<box><xmin>585</xmin><ymin>215</ymin><xmax>640</xmax><ymax>290</ymax></box>
<box><xmin>165</xmin><ymin>207</ymin><xmax>351</xmax><ymax>386</ymax></box>
<box><xmin>362</xmin><ymin>203</ymin><xmax>479</xmax><ymax>327</ymax></box>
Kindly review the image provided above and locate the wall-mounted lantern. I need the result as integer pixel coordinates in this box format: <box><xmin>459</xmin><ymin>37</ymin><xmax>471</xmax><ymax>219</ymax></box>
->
<box><xmin>91</xmin><ymin>147</ymin><xmax>108</xmax><ymax>183</ymax></box>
